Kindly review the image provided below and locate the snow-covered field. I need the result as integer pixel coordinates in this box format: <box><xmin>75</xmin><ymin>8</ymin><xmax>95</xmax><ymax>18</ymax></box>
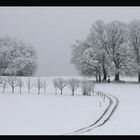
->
<box><xmin>88</xmin><ymin>81</ymin><xmax>140</xmax><ymax>135</ymax></box>
<box><xmin>0</xmin><ymin>76</ymin><xmax>140</xmax><ymax>135</ymax></box>
<box><xmin>0</xmin><ymin>95</ymin><xmax>108</xmax><ymax>135</ymax></box>
<box><xmin>0</xmin><ymin>76</ymin><xmax>108</xmax><ymax>135</ymax></box>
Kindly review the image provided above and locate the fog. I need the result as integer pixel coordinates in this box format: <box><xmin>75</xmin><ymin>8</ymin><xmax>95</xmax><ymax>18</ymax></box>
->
<box><xmin>0</xmin><ymin>7</ymin><xmax>140</xmax><ymax>76</ymax></box>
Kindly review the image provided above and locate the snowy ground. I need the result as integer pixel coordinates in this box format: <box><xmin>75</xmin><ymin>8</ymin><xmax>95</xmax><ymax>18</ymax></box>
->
<box><xmin>87</xmin><ymin>80</ymin><xmax>140</xmax><ymax>135</ymax></box>
<box><xmin>0</xmin><ymin>76</ymin><xmax>140</xmax><ymax>135</ymax></box>
<box><xmin>0</xmin><ymin>94</ymin><xmax>109</xmax><ymax>135</ymax></box>
<box><xmin>0</xmin><ymin>76</ymin><xmax>109</xmax><ymax>135</ymax></box>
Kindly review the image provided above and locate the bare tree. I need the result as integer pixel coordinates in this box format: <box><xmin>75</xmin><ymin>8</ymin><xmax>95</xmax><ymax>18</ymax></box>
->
<box><xmin>81</xmin><ymin>80</ymin><xmax>95</xmax><ymax>96</ymax></box>
<box><xmin>0</xmin><ymin>77</ymin><xmax>7</xmax><ymax>94</ymax></box>
<box><xmin>35</xmin><ymin>78</ymin><xmax>43</xmax><ymax>95</ymax></box>
<box><xmin>54</xmin><ymin>78</ymin><xmax>67</xmax><ymax>95</ymax></box>
<box><xmin>43</xmin><ymin>80</ymin><xmax>47</xmax><ymax>93</ymax></box>
<box><xmin>26</xmin><ymin>78</ymin><xmax>34</xmax><ymax>93</ymax></box>
<box><xmin>7</xmin><ymin>76</ymin><xmax>19</xmax><ymax>93</ymax></box>
<box><xmin>0</xmin><ymin>77</ymin><xmax>3</xmax><ymax>88</ymax></box>
<box><xmin>17</xmin><ymin>78</ymin><xmax>24</xmax><ymax>94</ymax></box>
<box><xmin>68</xmin><ymin>78</ymin><xmax>79</xmax><ymax>96</ymax></box>
<box><xmin>53</xmin><ymin>79</ymin><xmax>58</xmax><ymax>95</ymax></box>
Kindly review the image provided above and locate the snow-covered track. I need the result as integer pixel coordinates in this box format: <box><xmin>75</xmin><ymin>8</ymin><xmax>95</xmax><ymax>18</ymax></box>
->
<box><xmin>64</xmin><ymin>91</ymin><xmax>119</xmax><ymax>135</ymax></box>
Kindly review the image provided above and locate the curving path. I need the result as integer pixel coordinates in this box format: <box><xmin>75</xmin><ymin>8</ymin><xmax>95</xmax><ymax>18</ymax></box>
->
<box><xmin>65</xmin><ymin>91</ymin><xmax>119</xmax><ymax>135</ymax></box>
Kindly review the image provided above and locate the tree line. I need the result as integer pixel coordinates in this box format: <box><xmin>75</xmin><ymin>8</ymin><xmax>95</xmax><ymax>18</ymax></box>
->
<box><xmin>0</xmin><ymin>76</ymin><xmax>47</xmax><ymax>94</ymax></box>
<box><xmin>71</xmin><ymin>20</ymin><xmax>140</xmax><ymax>82</ymax></box>
<box><xmin>0</xmin><ymin>76</ymin><xmax>95</xmax><ymax>96</ymax></box>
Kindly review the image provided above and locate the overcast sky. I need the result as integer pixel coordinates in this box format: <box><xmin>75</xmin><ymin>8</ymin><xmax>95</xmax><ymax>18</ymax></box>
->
<box><xmin>0</xmin><ymin>7</ymin><xmax>140</xmax><ymax>76</ymax></box>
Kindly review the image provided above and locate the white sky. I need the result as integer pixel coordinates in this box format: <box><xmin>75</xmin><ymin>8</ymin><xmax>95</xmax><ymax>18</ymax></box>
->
<box><xmin>0</xmin><ymin>7</ymin><xmax>140</xmax><ymax>76</ymax></box>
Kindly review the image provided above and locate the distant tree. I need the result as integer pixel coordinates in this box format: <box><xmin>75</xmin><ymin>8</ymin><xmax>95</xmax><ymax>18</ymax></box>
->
<box><xmin>26</xmin><ymin>78</ymin><xmax>34</xmax><ymax>93</ymax></box>
<box><xmin>53</xmin><ymin>79</ymin><xmax>58</xmax><ymax>95</ymax></box>
<box><xmin>54</xmin><ymin>78</ymin><xmax>67</xmax><ymax>95</ymax></box>
<box><xmin>0</xmin><ymin>76</ymin><xmax>3</xmax><ymax>85</ymax></box>
<box><xmin>68</xmin><ymin>78</ymin><xmax>79</xmax><ymax>96</ymax></box>
<box><xmin>35</xmin><ymin>78</ymin><xmax>43</xmax><ymax>95</ymax></box>
<box><xmin>43</xmin><ymin>80</ymin><xmax>47</xmax><ymax>93</ymax></box>
<box><xmin>0</xmin><ymin>36</ymin><xmax>38</xmax><ymax>76</ymax></box>
<box><xmin>17</xmin><ymin>78</ymin><xmax>24</xmax><ymax>94</ymax></box>
<box><xmin>81</xmin><ymin>80</ymin><xmax>95</xmax><ymax>96</ymax></box>
<box><xmin>0</xmin><ymin>77</ymin><xmax>7</xmax><ymax>93</ymax></box>
<box><xmin>7</xmin><ymin>76</ymin><xmax>19</xmax><ymax>93</ymax></box>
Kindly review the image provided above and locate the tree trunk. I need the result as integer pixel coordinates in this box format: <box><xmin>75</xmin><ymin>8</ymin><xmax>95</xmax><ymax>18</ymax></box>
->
<box><xmin>55</xmin><ymin>88</ymin><xmax>57</xmax><ymax>95</ymax></box>
<box><xmin>103</xmin><ymin>69</ymin><xmax>107</xmax><ymax>81</ymax></box>
<box><xmin>138</xmin><ymin>72</ymin><xmax>140</xmax><ymax>82</ymax></box>
<box><xmin>38</xmin><ymin>88</ymin><xmax>40</xmax><ymax>95</ymax></box>
<box><xmin>3</xmin><ymin>87</ymin><xmax>5</xmax><ymax>94</ymax></box>
<box><xmin>95</xmin><ymin>70</ymin><xmax>98</xmax><ymax>82</ymax></box>
<box><xmin>28</xmin><ymin>88</ymin><xmax>30</xmax><ymax>93</ymax></box>
<box><xmin>20</xmin><ymin>87</ymin><xmax>21</xmax><ymax>94</ymax></box>
<box><xmin>115</xmin><ymin>72</ymin><xmax>120</xmax><ymax>81</ymax></box>
<box><xmin>12</xmin><ymin>87</ymin><xmax>14</xmax><ymax>93</ymax></box>
<box><xmin>102</xmin><ymin>57</ymin><xmax>107</xmax><ymax>81</ymax></box>
<box><xmin>108</xmin><ymin>76</ymin><xmax>110</xmax><ymax>83</ymax></box>
<box><xmin>96</xmin><ymin>75</ymin><xmax>98</xmax><ymax>82</ymax></box>
<box><xmin>60</xmin><ymin>89</ymin><xmax>62</xmax><ymax>95</ymax></box>
<box><xmin>83</xmin><ymin>90</ymin><xmax>86</xmax><ymax>96</ymax></box>
<box><xmin>72</xmin><ymin>90</ymin><xmax>74</xmax><ymax>96</ymax></box>
<box><xmin>99</xmin><ymin>73</ymin><xmax>101</xmax><ymax>82</ymax></box>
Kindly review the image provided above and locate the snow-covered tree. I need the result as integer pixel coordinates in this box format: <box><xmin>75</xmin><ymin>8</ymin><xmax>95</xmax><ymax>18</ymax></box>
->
<box><xmin>54</xmin><ymin>78</ymin><xmax>67</xmax><ymax>95</ymax></box>
<box><xmin>104</xmin><ymin>21</ymin><xmax>129</xmax><ymax>81</ymax></box>
<box><xmin>53</xmin><ymin>79</ymin><xmax>58</xmax><ymax>95</ymax></box>
<box><xmin>26</xmin><ymin>78</ymin><xmax>34</xmax><ymax>93</ymax></box>
<box><xmin>87</xmin><ymin>20</ymin><xmax>109</xmax><ymax>81</ymax></box>
<box><xmin>71</xmin><ymin>21</ymin><xmax>130</xmax><ymax>82</ymax></box>
<box><xmin>81</xmin><ymin>80</ymin><xmax>95</xmax><ymax>96</ymax></box>
<box><xmin>68</xmin><ymin>78</ymin><xmax>79</xmax><ymax>96</ymax></box>
<box><xmin>0</xmin><ymin>76</ymin><xmax>3</xmax><ymax>85</ymax></box>
<box><xmin>82</xmin><ymin>47</ymin><xmax>103</xmax><ymax>82</ymax></box>
<box><xmin>0</xmin><ymin>77</ymin><xmax>7</xmax><ymax>93</ymax></box>
<box><xmin>0</xmin><ymin>36</ymin><xmax>37</xmax><ymax>76</ymax></box>
<box><xmin>90</xmin><ymin>20</ymin><xmax>130</xmax><ymax>81</ymax></box>
<box><xmin>71</xmin><ymin>22</ymin><xmax>112</xmax><ymax>82</ymax></box>
<box><xmin>7</xmin><ymin>76</ymin><xmax>19</xmax><ymax>93</ymax></box>
<box><xmin>128</xmin><ymin>20</ymin><xmax>140</xmax><ymax>82</ymax></box>
<box><xmin>43</xmin><ymin>80</ymin><xmax>47</xmax><ymax>93</ymax></box>
<box><xmin>17</xmin><ymin>78</ymin><xmax>24</xmax><ymax>94</ymax></box>
<box><xmin>35</xmin><ymin>78</ymin><xmax>43</xmax><ymax>95</ymax></box>
<box><xmin>71</xmin><ymin>41</ymin><xmax>98</xmax><ymax>81</ymax></box>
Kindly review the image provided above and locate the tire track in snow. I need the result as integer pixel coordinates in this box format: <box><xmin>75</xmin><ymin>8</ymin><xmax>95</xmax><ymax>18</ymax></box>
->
<box><xmin>64</xmin><ymin>91</ymin><xmax>119</xmax><ymax>135</ymax></box>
